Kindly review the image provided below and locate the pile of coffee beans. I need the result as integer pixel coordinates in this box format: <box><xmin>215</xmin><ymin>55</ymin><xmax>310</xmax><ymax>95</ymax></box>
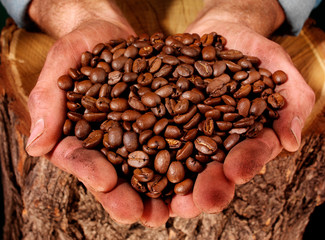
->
<box><xmin>57</xmin><ymin>32</ymin><xmax>286</xmax><ymax>199</ymax></box>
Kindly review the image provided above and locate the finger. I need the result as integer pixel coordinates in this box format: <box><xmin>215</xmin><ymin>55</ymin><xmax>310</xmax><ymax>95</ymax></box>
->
<box><xmin>170</xmin><ymin>193</ymin><xmax>201</xmax><ymax>218</ymax></box>
<box><xmin>271</xmin><ymin>67</ymin><xmax>315</xmax><ymax>152</ymax></box>
<box><xmin>193</xmin><ymin>161</ymin><xmax>235</xmax><ymax>214</ymax></box>
<box><xmin>140</xmin><ymin>198</ymin><xmax>169</xmax><ymax>228</ymax></box>
<box><xmin>48</xmin><ymin>136</ymin><xmax>118</xmax><ymax>192</ymax></box>
<box><xmin>223</xmin><ymin>128</ymin><xmax>282</xmax><ymax>185</ymax></box>
<box><xmin>90</xmin><ymin>181</ymin><xmax>144</xmax><ymax>225</ymax></box>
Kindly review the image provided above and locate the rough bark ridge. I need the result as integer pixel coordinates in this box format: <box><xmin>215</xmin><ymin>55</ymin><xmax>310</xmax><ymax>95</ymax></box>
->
<box><xmin>1</xmin><ymin>16</ymin><xmax>325</xmax><ymax>240</ymax></box>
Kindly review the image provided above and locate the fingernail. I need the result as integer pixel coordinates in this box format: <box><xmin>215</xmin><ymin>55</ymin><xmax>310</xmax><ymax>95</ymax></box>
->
<box><xmin>26</xmin><ymin>119</ymin><xmax>44</xmax><ymax>150</ymax></box>
<box><xmin>290</xmin><ymin>116</ymin><xmax>302</xmax><ymax>149</ymax></box>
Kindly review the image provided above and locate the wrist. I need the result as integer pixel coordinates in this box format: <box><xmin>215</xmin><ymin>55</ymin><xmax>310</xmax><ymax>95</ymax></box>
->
<box><xmin>28</xmin><ymin>0</ymin><xmax>134</xmax><ymax>38</ymax></box>
<box><xmin>189</xmin><ymin>0</ymin><xmax>285</xmax><ymax>37</ymax></box>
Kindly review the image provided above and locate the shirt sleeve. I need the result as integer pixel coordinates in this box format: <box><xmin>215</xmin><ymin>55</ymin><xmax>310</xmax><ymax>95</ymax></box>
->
<box><xmin>0</xmin><ymin>0</ymin><xmax>31</xmax><ymax>28</ymax></box>
<box><xmin>278</xmin><ymin>0</ymin><xmax>321</xmax><ymax>35</ymax></box>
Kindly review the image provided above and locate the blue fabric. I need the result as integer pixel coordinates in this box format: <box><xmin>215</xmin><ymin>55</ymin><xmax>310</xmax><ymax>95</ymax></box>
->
<box><xmin>0</xmin><ymin>0</ymin><xmax>31</xmax><ymax>27</ymax></box>
<box><xmin>278</xmin><ymin>0</ymin><xmax>322</xmax><ymax>35</ymax></box>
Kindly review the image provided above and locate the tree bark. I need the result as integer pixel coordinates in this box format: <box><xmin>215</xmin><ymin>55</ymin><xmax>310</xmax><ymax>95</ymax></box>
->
<box><xmin>1</xmin><ymin>1</ymin><xmax>325</xmax><ymax>239</ymax></box>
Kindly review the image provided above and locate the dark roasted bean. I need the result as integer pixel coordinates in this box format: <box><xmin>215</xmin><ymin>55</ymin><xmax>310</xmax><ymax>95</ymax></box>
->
<box><xmin>154</xmin><ymin>150</ymin><xmax>171</xmax><ymax>174</ymax></box>
<box><xmin>194</xmin><ymin>136</ymin><xmax>218</xmax><ymax>155</ymax></box>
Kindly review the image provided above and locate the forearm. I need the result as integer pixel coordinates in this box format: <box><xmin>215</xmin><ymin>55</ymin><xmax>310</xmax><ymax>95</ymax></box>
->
<box><xmin>192</xmin><ymin>0</ymin><xmax>285</xmax><ymax>37</ymax></box>
<box><xmin>28</xmin><ymin>0</ymin><xmax>133</xmax><ymax>38</ymax></box>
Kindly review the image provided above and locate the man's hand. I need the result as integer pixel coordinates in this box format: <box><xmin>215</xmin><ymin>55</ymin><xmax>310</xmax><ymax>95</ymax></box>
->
<box><xmin>169</xmin><ymin>0</ymin><xmax>315</xmax><ymax>217</ymax></box>
<box><xmin>25</xmin><ymin>0</ymin><xmax>171</xmax><ymax>227</ymax></box>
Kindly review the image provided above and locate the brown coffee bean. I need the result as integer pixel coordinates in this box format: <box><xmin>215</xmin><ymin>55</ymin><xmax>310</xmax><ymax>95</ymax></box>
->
<box><xmin>107</xmin><ymin>151</ymin><xmax>124</xmax><ymax>165</ymax></box>
<box><xmin>107</xmin><ymin>111</ymin><xmax>123</xmax><ymax>121</ymax></box>
<box><xmin>181</xmin><ymin>128</ymin><xmax>198</xmax><ymax>141</ymax></box>
<box><xmin>111</xmin><ymin>82</ymin><xmax>128</xmax><ymax>98</ymax></box>
<box><xmin>246</xmin><ymin>122</ymin><xmax>264</xmax><ymax>138</ymax></box>
<box><xmin>136</xmin><ymin>112</ymin><xmax>157</xmax><ymax>130</ymax></box>
<box><xmin>163</xmin><ymin>125</ymin><xmax>182</xmax><ymax>139</ymax></box>
<box><xmin>166</xmin><ymin>138</ymin><xmax>182</xmax><ymax>149</ymax></box>
<box><xmin>194</xmin><ymin>60</ymin><xmax>213</xmax><ymax>77</ymax></box>
<box><xmin>233</xmin><ymin>84</ymin><xmax>252</xmax><ymax>98</ymax></box>
<box><xmin>176</xmin><ymin>142</ymin><xmax>194</xmax><ymax>161</ymax></box>
<box><xmin>242</xmin><ymin>70</ymin><xmax>261</xmax><ymax>85</ymax></box>
<box><xmin>75</xmin><ymin>119</ymin><xmax>92</xmax><ymax>140</ymax></box>
<box><xmin>153</xmin><ymin>118</ymin><xmax>169</xmax><ymax>135</ymax></box>
<box><xmin>107</xmin><ymin>126</ymin><xmax>123</xmax><ymax>148</ymax></box>
<box><xmin>151</xmin><ymin>77</ymin><xmax>168</xmax><ymax>90</ymax></box>
<box><xmin>63</xmin><ymin>119</ymin><xmax>73</xmax><ymax>135</ymax></box>
<box><xmin>186</xmin><ymin>157</ymin><xmax>204</xmax><ymax>173</ymax></box>
<box><xmin>67</xmin><ymin>111</ymin><xmax>83</xmax><ymax>122</ymax></box>
<box><xmin>237</xmin><ymin>98</ymin><xmax>251</xmax><ymax>117</ymax></box>
<box><xmin>205</xmin><ymin>109</ymin><xmax>221</xmax><ymax>120</ymax></box>
<box><xmin>174</xmin><ymin>105</ymin><xmax>197</xmax><ymax>124</ymax></box>
<box><xmin>202</xmin><ymin>45</ymin><xmax>216</xmax><ymax>61</ymax></box>
<box><xmin>67</xmin><ymin>101</ymin><xmax>82</xmax><ymax>112</ymax></box>
<box><xmin>151</xmin><ymin>103</ymin><xmax>167</xmax><ymax>117</ymax></box>
<box><xmin>147</xmin><ymin>175</ymin><xmax>168</xmax><ymax>194</ymax></box>
<box><xmin>76</xmin><ymin>80</ymin><xmax>93</xmax><ymax>94</ymax></box>
<box><xmin>107</xmin><ymin>70</ymin><xmax>122</xmax><ymax>85</ymax></box>
<box><xmin>155</xmin><ymin>85</ymin><xmax>173</xmax><ymax>98</ymax></box>
<box><xmin>252</xmin><ymin>80</ymin><xmax>265</xmax><ymax>93</ymax></box>
<box><xmin>219</xmin><ymin>49</ymin><xmax>243</xmax><ymax>60</ymax></box>
<box><xmin>139</xmin><ymin>130</ymin><xmax>153</xmax><ymax>145</ymax></box>
<box><xmin>147</xmin><ymin>136</ymin><xmax>166</xmax><ymax>150</ymax></box>
<box><xmin>58</xmin><ymin>75</ymin><xmax>74</xmax><ymax>90</ymax></box>
<box><xmin>95</xmin><ymin>97</ymin><xmax>110</xmax><ymax>112</ymax></box>
<box><xmin>154</xmin><ymin>150</ymin><xmax>171</xmax><ymax>174</ymax></box>
<box><xmin>177</xmin><ymin>55</ymin><xmax>195</xmax><ymax>65</ymax></box>
<box><xmin>175</xmin><ymin>64</ymin><xmax>194</xmax><ymax>77</ymax></box>
<box><xmin>272</xmin><ymin>70</ymin><xmax>288</xmax><ymax>85</ymax></box>
<box><xmin>131</xmin><ymin>175</ymin><xmax>147</xmax><ymax>193</ymax></box>
<box><xmin>223</xmin><ymin>113</ymin><xmax>240</xmax><ymax>122</ymax></box>
<box><xmin>181</xmin><ymin>88</ymin><xmax>205</xmax><ymax>104</ymax></box>
<box><xmin>83</xmin><ymin>130</ymin><xmax>104</xmax><ymax>149</ymax></box>
<box><xmin>128</xmin><ymin>151</ymin><xmax>150</xmax><ymax>168</ymax></box>
<box><xmin>233</xmin><ymin>117</ymin><xmax>255</xmax><ymax>128</ymax></box>
<box><xmin>174</xmin><ymin>99</ymin><xmax>189</xmax><ymax>115</ymax></box>
<box><xmin>250</xmin><ymin>98</ymin><xmax>267</xmax><ymax>116</ymax></box>
<box><xmin>134</xmin><ymin>168</ymin><xmax>154</xmax><ymax>182</ymax></box>
<box><xmin>216</xmin><ymin>121</ymin><xmax>233</xmax><ymax>131</ymax></box>
<box><xmin>109</xmin><ymin>98</ymin><xmax>129</xmax><ymax>112</ymax></box>
<box><xmin>141</xmin><ymin>91</ymin><xmax>161</xmax><ymax>107</ymax></box>
<box><xmin>81</xmin><ymin>51</ymin><xmax>93</xmax><ymax>66</ymax></box>
<box><xmin>203</xmin><ymin>117</ymin><xmax>215</xmax><ymax>136</ymax></box>
<box><xmin>194</xmin><ymin>136</ymin><xmax>218</xmax><ymax>155</ymax></box>
<box><xmin>183</xmin><ymin>112</ymin><xmax>201</xmax><ymax>130</ymax></box>
<box><xmin>123</xmin><ymin>131</ymin><xmax>139</xmax><ymax>152</ymax></box>
<box><xmin>211</xmin><ymin>149</ymin><xmax>226</xmax><ymax>162</ymax></box>
<box><xmin>174</xmin><ymin>178</ymin><xmax>194</xmax><ymax>195</ymax></box>
<box><xmin>206</xmin><ymin>79</ymin><xmax>227</xmax><ymax>97</ymax></box>
<box><xmin>148</xmin><ymin>56</ymin><xmax>162</xmax><ymax>73</ymax></box>
<box><xmin>132</xmin><ymin>58</ymin><xmax>147</xmax><ymax>73</ymax></box>
<box><xmin>167</xmin><ymin>161</ymin><xmax>185</xmax><ymax>183</ymax></box>
<box><xmin>154</xmin><ymin>64</ymin><xmax>173</xmax><ymax>78</ymax></box>
<box><xmin>267</xmin><ymin>93</ymin><xmax>285</xmax><ymax>109</ymax></box>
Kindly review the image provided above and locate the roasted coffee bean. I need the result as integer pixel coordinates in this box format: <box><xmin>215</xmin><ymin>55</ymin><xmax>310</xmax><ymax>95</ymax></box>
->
<box><xmin>139</xmin><ymin>130</ymin><xmax>153</xmax><ymax>145</ymax></box>
<box><xmin>174</xmin><ymin>99</ymin><xmax>189</xmax><ymax>115</ymax></box>
<box><xmin>181</xmin><ymin>88</ymin><xmax>204</xmax><ymax>104</ymax></box>
<box><xmin>128</xmin><ymin>151</ymin><xmax>150</xmax><ymax>168</ymax></box>
<box><xmin>131</xmin><ymin>175</ymin><xmax>147</xmax><ymax>193</ymax></box>
<box><xmin>134</xmin><ymin>168</ymin><xmax>155</xmax><ymax>182</ymax></box>
<box><xmin>154</xmin><ymin>150</ymin><xmax>171</xmax><ymax>174</ymax></box>
<box><xmin>194</xmin><ymin>136</ymin><xmax>218</xmax><ymax>155</ymax></box>
<box><xmin>272</xmin><ymin>70</ymin><xmax>288</xmax><ymax>85</ymax></box>
<box><xmin>108</xmin><ymin>71</ymin><xmax>122</xmax><ymax>85</ymax></box>
<box><xmin>233</xmin><ymin>117</ymin><xmax>255</xmax><ymax>128</ymax></box>
<box><xmin>151</xmin><ymin>103</ymin><xmax>167</xmax><ymax>117</ymax></box>
<box><xmin>136</xmin><ymin>112</ymin><xmax>157</xmax><ymax>130</ymax></box>
<box><xmin>96</xmin><ymin>97</ymin><xmax>110</xmax><ymax>112</ymax></box>
<box><xmin>107</xmin><ymin>151</ymin><xmax>124</xmax><ymax>165</ymax></box>
<box><xmin>83</xmin><ymin>130</ymin><xmax>104</xmax><ymax>149</ymax></box>
<box><xmin>174</xmin><ymin>178</ymin><xmax>194</xmax><ymax>195</ymax></box>
<box><xmin>250</xmin><ymin>98</ymin><xmax>267</xmax><ymax>116</ymax></box>
<box><xmin>58</xmin><ymin>75</ymin><xmax>74</xmax><ymax>90</ymax></box>
<box><xmin>166</xmin><ymin>138</ymin><xmax>182</xmax><ymax>149</ymax></box>
<box><xmin>185</xmin><ymin>157</ymin><xmax>204</xmax><ymax>173</ymax></box>
<box><xmin>268</xmin><ymin>93</ymin><xmax>285</xmax><ymax>109</ymax></box>
<box><xmin>110</xmin><ymin>98</ymin><xmax>129</xmax><ymax>112</ymax></box>
<box><xmin>75</xmin><ymin>119</ymin><xmax>92</xmax><ymax>139</ymax></box>
<box><xmin>107</xmin><ymin>126</ymin><xmax>123</xmax><ymax>148</ymax></box>
<box><xmin>176</xmin><ymin>142</ymin><xmax>194</xmax><ymax>161</ymax></box>
<box><xmin>147</xmin><ymin>135</ymin><xmax>166</xmax><ymax>149</ymax></box>
<box><xmin>155</xmin><ymin>64</ymin><xmax>173</xmax><ymax>78</ymax></box>
<box><xmin>141</xmin><ymin>91</ymin><xmax>161</xmax><ymax>107</ymax></box>
<box><xmin>183</xmin><ymin>112</ymin><xmax>201</xmax><ymax>130</ymax></box>
<box><xmin>155</xmin><ymin>85</ymin><xmax>173</xmax><ymax>98</ymax></box>
<box><xmin>107</xmin><ymin>111</ymin><xmax>123</xmax><ymax>121</ymax></box>
<box><xmin>211</xmin><ymin>149</ymin><xmax>226</xmax><ymax>162</ymax></box>
<box><xmin>153</xmin><ymin>118</ymin><xmax>169</xmax><ymax>135</ymax></box>
<box><xmin>123</xmin><ymin>131</ymin><xmax>139</xmax><ymax>152</ymax></box>
<box><xmin>63</xmin><ymin>119</ymin><xmax>73</xmax><ymax>135</ymax></box>
<box><xmin>224</xmin><ymin>133</ymin><xmax>240</xmax><ymax>150</ymax></box>
<box><xmin>85</xmin><ymin>83</ymin><xmax>101</xmax><ymax>97</ymax></box>
<box><xmin>89</xmin><ymin>68</ymin><xmax>107</xmax><ymax>84</ymax></box>
<box><xmin>164</xmin><ymin>125</ymin><xmax>182</xmax><ymax>139</ymax></box>
<box><xmin>194</xmin><ymin>61</ymin><xmax>213</xmax><ymax>77</ymax></box>
<box><xmin>147</xmin><ymin>175</ymin><xmax>168</xmax><ymax>194</ymax></box>
<box><xmin>206</xmin><ymin>79</ymin><xmax>227</xmax><ymax>97</ymax></box>
<box><xmin>167</xmin><ymin>161</ymin><xmax>185</xmax><ymax>183</ymax></box>
<box><xmin>111</xmin><ymin>82</ymin><xmax>128</xmax><ymax>98</ymax></box>
<box><xmin>175</xmin><ymin>64</ymin><xmax>194</xmax><ymax>77</ymax></box>
<box><xmin>174</xmin><ymin>105</ymin><xmax>197</xmax><ymax>124</ymax></box>
<box><xmin>233</xmin><ymin>84</ymin><xmax>252</xmax><ymax>98</ymax></box>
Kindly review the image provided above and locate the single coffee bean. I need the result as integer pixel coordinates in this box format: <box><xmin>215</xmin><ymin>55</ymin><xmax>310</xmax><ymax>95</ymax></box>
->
<box><xmin>83</xmin><ymin>130</ymin><xmax>104</xmax><ymax>149</ymax></box>
<box><xmin>141</xmin><ymin>91</ymin><xmax>161</xmax><ymax>107</ymax></box>
<box><xmin>89</xmin><ymin>68</ymin><xmax>107</xmax><ymax>84</ymax></box>
<box><xmin>194</xmin><ymin>136</ymin><xmax>218</xmax><ymax>155</ymax></box>
<box><xmin>272</xmin><ymin>70</ymin><xmax>288</xmax><ymax>85</ymax></box>
<box><xmin>133</xmin><ymin>168</ymin><xmax>155</xmax><ymax>182</ymax></box>
<box><xmin>147</xmin><ymin>175</ymin><xmax>168</xmax><ymax>194</ymax></box>
<box><xmin>110</xmin><ymin>98</ymin><xmax>129</xmax><ymax>112</ymax></box>
<box><xmin>75</xmin><ymin>119</ymin><xmax>92</xmax><ymax>140</ymax></box>
<box><xmin>167</xmin><ymin>161</ymin><xmax>185</xmax><ymax>183</ymax></box>
<box><xmin>136</xmin><ymin>112</ymin><xmax>157</xmax><ymax>130</ymax></box>
<box><xmin>67</xmin><ymin>112</ymin><xmax>83</xmax><ymax>122</ymax></box>
<box><xmin>223</xmin><ymin>133</ymin><xmax>240</xmax><ymax>151</ymax></box>
<box><xmin>123</xmin><ymin>131</ymin><xmax>139</xmax><ymax>152</ymax></box>
<box><xmin>181</xmin><ymin>128</ymin><xmax>198</xmax><ymax>141</ymax></box>
<box><xmin>147</xmin><ymin>135</ymin><xmax>166</xmax><ymax>149</ymax></box>
<box><xmin>131</xmin><ymin>175</ymin><xmax>147</xmax><ymax>193</ymax></box>
<box><xmin>154</xmin><ymin>150</ymin><xmax>171</xmax><ymax>174</ymax></box>
<box><xmin>58</xmin><ymin>75</ymin><xmax>74</xmax><ymax>90</ymax></box>
<box><xmin>194</xmin><ymin>60</ymin><xmax>213</xmax><ymax>77</ymax></box>
<box><xmin>95</xmin><ymin>97</ymin><xmax>110</xmax><ymax>112</ymax></box>
<box><xmin>176</xmin><ymin>141</ymin><xmax>194</xmax><ymax>161</ymax></box>
<box><xmin>63</xmin><ymin>119</ymin><xmax>73</xmax><ymax>135</ymax></box>
<box><xmin>164</xmin><ymin>125</ymin><xmax>182</xmax><ymax>139</ymax></box>
<box><xmin>153</xmin><ymin>118</ymin><xmax>169</xmax><ymax>135</ymax></box>
<box><xmin>128</xmin><ymin>151</ymin><xmax>150</xmax><ymax>168</ymax></box>
<box><xmin>267</xmin><ymin>93</ymin><xmax>285</xmax><ymax>109</ymax></box>
<box><xmin>106</xmin><ymin>151</ymin><xmax>124</xmax><ymax>165</ymax></box>
<box><xmin>250</xmin><ymin>98</ymin><xmax>267</xmax><ymax>116</ymax></box>
<box><xmin>174</xmin><ymin>178</ymin><xmax>194</xmax><ymax>195</ymax></box>
<box><xmin>186</xmin><ymin>157</ymin><xmax>204</xmax><ymax>173</ymax></box>
<box><xmin>166</xmin><ymin>138</ymin><xmax>182</xmax><ymax>149</ymax></box>
<box><xmin>111</xmin><ymin>82</ymin><xmax>128</xmax><ymax>98</ymax></box>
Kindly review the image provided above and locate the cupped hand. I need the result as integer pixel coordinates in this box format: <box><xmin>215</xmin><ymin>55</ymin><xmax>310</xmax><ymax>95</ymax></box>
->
<box><xmin>169</xmin><ymin>20</ymin><xmax>315</xmax><ymax>216</ymax></box>
<box><xmin>25</xmin><ymin>19</ymin><xmax>171</xmax><ymax>227</ymax></box>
